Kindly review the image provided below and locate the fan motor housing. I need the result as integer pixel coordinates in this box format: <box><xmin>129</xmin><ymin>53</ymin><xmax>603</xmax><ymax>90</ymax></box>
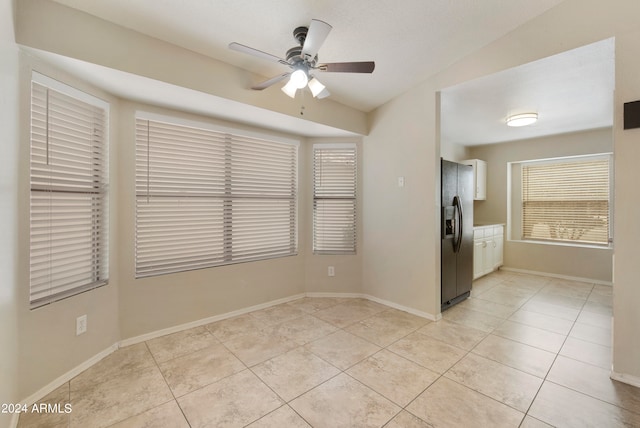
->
<box><xmin>293</xmin><ymin>26</ymin><xmax>308</xmax><ymax>45</ymax></box>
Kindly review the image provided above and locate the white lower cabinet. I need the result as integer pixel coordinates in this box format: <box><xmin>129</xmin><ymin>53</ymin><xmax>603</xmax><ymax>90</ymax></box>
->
<box><xmin>473</xmin><ymin>224</ymin><xmax>504</xmax><ymax>279</ymax></box>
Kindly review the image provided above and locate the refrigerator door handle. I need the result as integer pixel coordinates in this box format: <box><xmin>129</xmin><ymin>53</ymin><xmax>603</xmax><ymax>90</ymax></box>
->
<box><xmin>453</xmin><ymin>195</ymin><xmax>463</xmax><ymax>253</ymax></box>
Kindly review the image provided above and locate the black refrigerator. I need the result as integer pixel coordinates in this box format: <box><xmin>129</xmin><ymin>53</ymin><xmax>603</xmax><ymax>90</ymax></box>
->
<box><xmin>441</xmin><ymin>159</ymin><xmax>474</xmax><ymax>311</ymax></box>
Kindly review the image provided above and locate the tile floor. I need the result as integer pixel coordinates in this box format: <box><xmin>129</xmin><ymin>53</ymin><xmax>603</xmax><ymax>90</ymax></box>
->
<box><xmin>18</xmin><ymin>270</ymin><xmax>640</xmax><ymax>428</ymax></box>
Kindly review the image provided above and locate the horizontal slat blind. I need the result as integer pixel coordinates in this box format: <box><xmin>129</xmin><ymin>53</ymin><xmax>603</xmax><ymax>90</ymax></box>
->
<box><xmin>522</xmin><ymin>156</ymin><xmax>610</xmax><ymax>245</ymax></box>
<box><xmin>135</xmin><ymin>118</ymin><xmax>297</xmax><ymax>277</ymax></box>
<box><xmin>30</xmin><ymin>81</ymin><xmax>109</xmax><ymax>306</ymax></box>
<box><xmin>313</xmin><ymin>145</ymin><xmax>357</xmax><ymax>254</ymax></box>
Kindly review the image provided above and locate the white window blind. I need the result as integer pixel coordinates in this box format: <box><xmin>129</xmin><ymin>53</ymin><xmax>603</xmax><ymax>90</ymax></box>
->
<box><xmin>135</xmin><ymin>117</ymin><xmax>298</xmax><ymax>278</ymax></box>
<box><xmin>313</xmin><ymin>144</ymin><xmax>357</xmax><ymax>254</ymax></box>
<box><xmin>522</xmin><ymin>155</ymin><xmax>611</xmax><ymax>245</ymax></box>
<box><xmin>30</xmin><ymin>77</ymin><xmax>109</xmax><ymax>307</ymax></box>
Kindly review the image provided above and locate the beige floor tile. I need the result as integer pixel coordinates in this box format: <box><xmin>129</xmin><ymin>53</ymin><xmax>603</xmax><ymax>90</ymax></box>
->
<box><xmin>508</xmin><ymin>309</ymin><xmax>574</xmax><ymax>335</ymax></box>
<box><xmin>493</xmin><ymin>320</ymin><xmax>566</xmax><ymax>353</ymax></box>
<box><xmin>384</xmin><ymin>411</ymin><xmax>432</xmax><ymax>428</ymax></box>
<box><xmin>304</xmin><ymin>330</ymin><xmax>380</xmax><ymax>370</ymax></box>
<box><xmin>500</xmin><ymin>278</ymin><xmax>547</xmax><ymax>294</ymax></box>
<box><xmin>569</xmin><ymin>322</ymin><xmax>611</xmax><ymax>347</ymax></box>
<box><xmin>472</xmin><ymin>334</ymin><xmax>555</xmax><ymax>378</ymax></box>
<box><xmin>157</xmin><ymin>343</ymin><xmax>246</xmax><ymax>397</ymax></box>
<box><xmin>559</xmin><ymin>336</ymin><xmax>612</xmax><ymax>369</ymax></box>
<box><xmin>223</xmin><ymin>326</ymin><xmax>299</xmax><ymax>367</ymax></box>
<box><xmin>146</xmin><ymin>326</ymin><xmax>218</xmax><ymax>363</ymax></box>
<box><xmin>417</xmin><ymin>319</ymin><xmax>487</xmax><ymax>351</ymax></box>
<box><xmin>344</xmin><ymin>308</ymin><xmax>430</xmax><ymax>347</ymax></box>
<box><xmin>387</xmin><ymin>332</ymin><xmax>466</xmax><ymax>374</ymax></box>
<box><xmin>587</xmin><ymin>291</ymin><xmax>613</xmax><ymax>306</ymax></box>
<box><xmin>519</xmin><ymin>415</ymin><xmax>554</xmax><ymax>427</ymax></box>
<box><xmin>575</xmin><ymin>310</ymin><xmax>612</xmax><ymax>329</ymax></box>
<box><xmin>582</xmin><ymin>299</ymin><xmax>613</xmax><ymax>316</ymax></box>
<box><xmin>503</xmin><ymin>271</ymin><xmax>551</xmax><ymax>290</ymax></box>
<box><xmin>444</xmin><ymin>353</ymin><xmax>542</xmax><ymax>412</ymax></box>
<box><xmin>529</xmin><ymin>381</ymin><xmax>640</xmax><ymax>428</ymax></box>
<box><xmin>528</xmin><ymin>293</ymin><xmax>586</xmax><ymax>310</ymax></box>
<box><xmin>474</xmin><ymin>284</ymin><xmax>534</xmax><ymax>307</ymax></box>
<box><xmin>347</xmin><ymin>349</ymin><xmax>439</xmax><ymax>407</ymax></box>
<box><xmin>547</xmin><ymin>355</ymin><xmax>640</xmax><ymax>413</ymax></box>
<box><xmin>406</xmin><ymin>377</ymin><xmax>524</xmax><ymax>428</ymax></box>
<box><xmin>246</xmin><ymin>405</ymin><xmax>311</xmax><ymax>428</ymax></box>
<box><xmin>540</xmin><ymin>280</ymin><xmax>593</xmax><ymax>299</ymax></box>
<box><xmin>442</xmin><ymin>305</ymin><xmax>505</xmax><ymax>332</ymax></box>
<box><xmin>289</xmin><ymin>373</ymin><xmax>401</xmax><ymax>428</ymax></box>
<box><xmin>178</xmin><ymin>369</ymin><xmax>283</xmax><ymax>428</ymax></box>
<box><xmin>268</xmin><ymin>314</ymin><xmax>338</xmax><ymax>345</ymax></box>
<box><xmin>520</xmin><ymin>300</ymin><xmax>580</xmax><ymax>321</ymax></box>
<box><xmin>108</xmin><ymin>400</ymin><xmax>189</xmax><ymax>428</ymax></box>
<box><xmin>456</xmin><ymin>297</ymin><xmax>518</xmax><ymax>319</ymax></box>
<box><xmin>206</xmin><ymin>313</ymin><xmax>266</xmax><ymax>342</ymax></box>
<box><xmin>249</xmin><ymin>304</ymin><xmax>308</xmax><ymax>326</ymax></box>
<box><xmin>592</xmin><ymin>284</ymin><xmax>613</xmax><ymax>296</ymax></box>
<box><xmin>70</xmin><ymin>366</ymin><xmax>173</xmax><ymax>428</ymax></box>
<box><xmin>17</xmin><ymin>383</ymin><xmax>70</xmax><ymax>428</ymax></box>
<box><xmin>71</xmin><ymin>343</ymin><xmax>156</xmax><ymax>391</ymax></box>
<box><xmin>251</xmin><ymin>348</ymin><xmax>340</xmax><ymax>402</ymax></box>
<box><xmin>470</xmin><ymin>274</ymin><xmax>504</xmax><ymax>296</ymax></box>
<box><xmin>312</xmin><ymin>298</ymin><xmax>387</xmax><ymax>328</ymax></box>
<box><xmin>286</xmin><ymin>297</ymin><xmax>344</xmax><ymax>313</ymax></box>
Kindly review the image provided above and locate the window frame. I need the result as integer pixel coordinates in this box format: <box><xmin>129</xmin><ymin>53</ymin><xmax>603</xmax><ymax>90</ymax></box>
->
<box><xmin>507</xmin><ymin>153</ymin><xmax>613</xmax><ymax>249</ymax></box>
<box><xmin>134</xmin><ymin>111</ymin><xmax>299</xmax><ymax>278</ymax></box>
<box><xmin>312</xmin><ymin>143</ymin><xmax>358</xmax><ymax>255</ymax></box>
<box><xmin>29</xmin><ymin>72</ymin><xmax>110</xmax><ymax>308</ymax></box>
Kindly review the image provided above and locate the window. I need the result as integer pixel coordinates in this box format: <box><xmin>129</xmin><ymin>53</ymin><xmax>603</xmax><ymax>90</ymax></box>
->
<box><xmin>313</xmin><ymin>144</ymin><xmax>357</xmax><ymax>254</ymax></box>
<box><xmin>135</xmin><ymin>115</ymin><xmax>298</xmax><ymax>278</ymax></box>
<box><xmin>29</xmin><ymin>73</ymin><xmax>109</xmax><ymax>307</ymax></box>
<box><xmin>516</xmin><ymin>154</ymin><xmax>611</xmax><ymax>246</ymax></box>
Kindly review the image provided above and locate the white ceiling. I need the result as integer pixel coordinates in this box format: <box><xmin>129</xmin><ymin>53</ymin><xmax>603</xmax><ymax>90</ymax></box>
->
<box><xmin>33</xmin><ymin>0</ymin><xmax>613</xmax><ymax>142</ymax></box>
<box><xmin>440</xmin><ymin>38</ymin><xmax>615</xmax><ymax>146</ymax></box>
<box><xmin>49</xmin><ymin>0</ymin><xmax>565</xmax><ymax>113</ymax></box>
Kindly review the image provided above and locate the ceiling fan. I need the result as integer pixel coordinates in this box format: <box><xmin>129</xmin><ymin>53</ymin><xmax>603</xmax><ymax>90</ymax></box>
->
<box><xmin>229</xmin><ymin>19</ymin><xmax>375</xmax><ymax>100</ymax></box>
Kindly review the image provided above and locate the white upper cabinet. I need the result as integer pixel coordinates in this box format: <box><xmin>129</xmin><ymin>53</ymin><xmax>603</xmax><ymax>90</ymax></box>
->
<box><xmin>462</xmin><ymin>159</ymin><xmax>487</xmax><ymax>200</ymax></box>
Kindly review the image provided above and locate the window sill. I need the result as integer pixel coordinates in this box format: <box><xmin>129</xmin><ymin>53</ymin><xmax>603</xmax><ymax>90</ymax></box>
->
<box><xmin>507</xmin><ymin>239</ymin><xmax>612</xmax><ymax>250</ymax></box>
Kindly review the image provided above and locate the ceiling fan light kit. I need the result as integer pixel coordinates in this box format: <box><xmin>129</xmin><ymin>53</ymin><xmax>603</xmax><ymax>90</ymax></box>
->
<box><xmin>229</xmin><ymin>19</ymin><xmax>375</xmax><ymax>101</ymax></box>
<box><xmin>506</xmin><ymin>112</ymin><xmax>538</xmax><ymax>127</ymax></box>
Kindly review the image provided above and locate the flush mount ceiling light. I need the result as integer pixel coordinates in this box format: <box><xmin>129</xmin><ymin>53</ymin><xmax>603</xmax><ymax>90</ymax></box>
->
<box><xmin>506</xmin><ymin>113</ymin><xmax>538</xmax><ymax>127</ymax></box>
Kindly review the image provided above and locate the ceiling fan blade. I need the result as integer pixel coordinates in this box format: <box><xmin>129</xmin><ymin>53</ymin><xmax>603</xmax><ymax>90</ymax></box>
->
<box><xmin>229</xmin><ymin>42</ymin><xmax>289</xmax><ymax>65</ymax></box>
<box><xmin>302</xmin><ymin>19</ymin><xmax>332</xmax><ymax>60</ymax></box>
<box><xmin>317</xmin><ymin>61</ymin><xmax>375</xmax><ymax>73</ymax></box>
<box><xmin>251</xmin><ymin>73</ymin><xmax>291</xmax><ymax>90</ymax></box>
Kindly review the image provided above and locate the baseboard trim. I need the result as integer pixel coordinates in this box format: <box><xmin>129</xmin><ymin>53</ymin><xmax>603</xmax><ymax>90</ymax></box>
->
<box><xmin>15</xmin><ymin>291</ymin><xmax>436</xmax><ymax>421</ymax></box>
<box><xmin>500</xmin><ymin>267</ymin><xmax>613</xmax><ymax>286</ymax></box>
<box><xmin>11</xmin><ymin>341</ymin><xmax>120</xmax><ymax>428</ymax></box>
<box><xmin>610</xmin><ymin>370</ymin><xmax>640</xmax><ymax>388</ymax></box>
<box><xmin>119</xmin><ymin>293</ymin><xmax>306</xmax><ymax>347</ymax></box>
<box><xmin>304</xmin><ymin>291</ymin><xmax>439</xmax><ymax>321</ymax></box>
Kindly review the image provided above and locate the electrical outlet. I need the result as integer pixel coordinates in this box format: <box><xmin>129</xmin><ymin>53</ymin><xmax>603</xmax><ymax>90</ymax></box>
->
<box><xmin>76</xmin><ymin>315</ymin><xmax>87</xmax><ymax>336</ymax></box>
<box><xmin>328</xmin><ymin>266</ymin><xmax>335</xmax><ymax>277</ymax></box>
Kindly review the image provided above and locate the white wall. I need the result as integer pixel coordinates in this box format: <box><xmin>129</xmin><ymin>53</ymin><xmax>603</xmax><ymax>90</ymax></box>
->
<box><xmin>304</xmin><ymin>138</ymin><xmax>363</xmax><ymax>295</ymax></box>
<box><xmin>0</xmin><ymin>0</ymin><xmax>20</xmax><ymax>425</ymax></box>
<box><xmin>116</xmin><ymin>101</ymin><xmax>309</xmax><ymax>339</ymax></box>
<box><xmin>362</xmin><ymin>0</ymin><xmax>640</xmax><ymax>382</ymax></box>
<box><xmin>15</xmin><ymin>53</ymin><xmax>122</xmax><ymax>400</ymax></box>
<box><xmin>467</xmin><ymin>128</ymin><xmax>613</xmax><ymax>282</ymax></box>
<box><xmin>363</xmin><ymin>87</ymin><xmax>440</xmax><ymax>317</ymax></box>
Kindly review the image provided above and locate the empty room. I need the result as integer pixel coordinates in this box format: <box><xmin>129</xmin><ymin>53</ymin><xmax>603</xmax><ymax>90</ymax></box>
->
<box><xmin>1</xmin><ymin>1</ymin><xmax>640</xmax><ymax>427</ymax></box>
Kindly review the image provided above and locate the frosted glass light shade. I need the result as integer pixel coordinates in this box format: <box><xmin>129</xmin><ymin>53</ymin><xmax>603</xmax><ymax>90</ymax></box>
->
<box><xmin>507</xmin><ymin>113</ymin><xmax>538</xmax><ymax>127</ymax></box>
<box><xmin>281</xmin><ymin>80</ymin><xmax>298</xmax><ymax>98</ymax></box>
<box><xmin>290</xmin><ymin>69</ymin><xmax>308</xmax><ymax>89</ymax></box>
